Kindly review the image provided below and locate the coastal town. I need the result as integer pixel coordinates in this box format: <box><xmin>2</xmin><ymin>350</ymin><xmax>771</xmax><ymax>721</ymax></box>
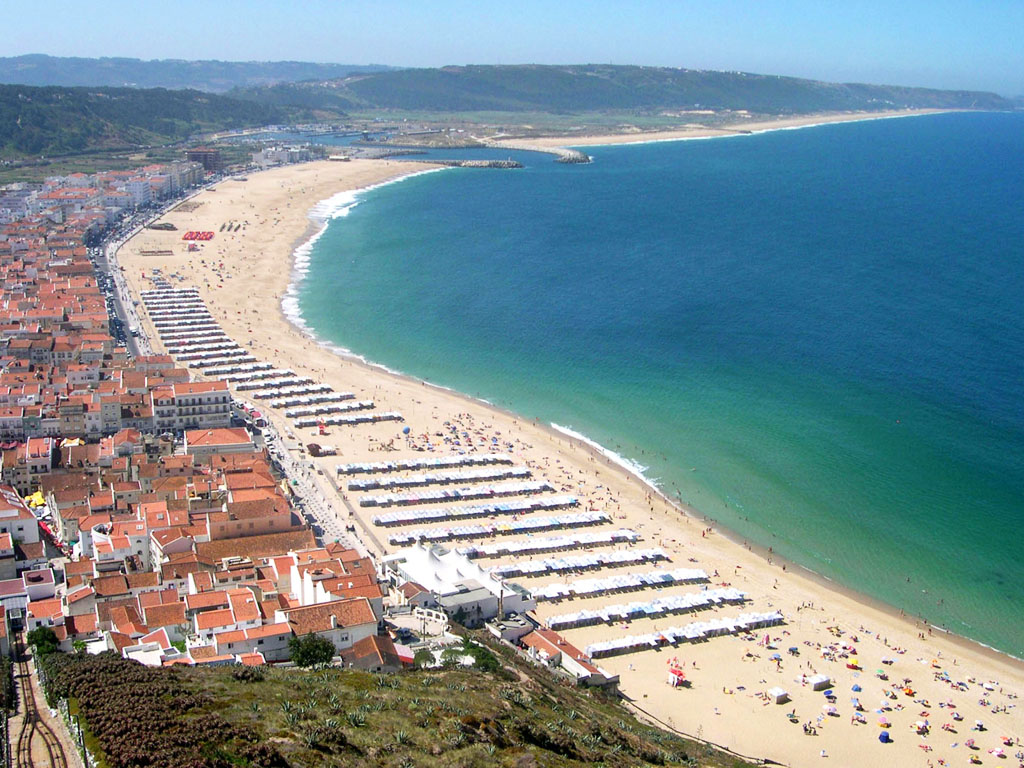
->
<box><xmin>0</xmin><ymin>128</ymin><xmax>1021</xmax><ymax>768</ymax></box>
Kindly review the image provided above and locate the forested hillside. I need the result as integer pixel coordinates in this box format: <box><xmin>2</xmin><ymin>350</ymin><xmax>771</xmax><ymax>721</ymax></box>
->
<box><xmin>0</xmin><ymin>55</ymin><xmax>392</xmax><ymax>92</ymax></box>
<box><xmin>232</xmin><ymin>63</ymin><xmax>1013</xmax><ymax>114</ymax></box>
<box><xmin>0</xmin><ymin>84</ymin><xmax>295</xmax><ymax>157</ymax></box>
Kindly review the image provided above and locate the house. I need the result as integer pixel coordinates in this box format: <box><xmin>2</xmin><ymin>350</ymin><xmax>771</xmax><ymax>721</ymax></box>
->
<box><xmin>183</xmin><ymin>427</ymin><xmax>254</xmax><ymax>460</ymax></box>
<box><xmin>0</xmin><ymin>485</ymin><xmax>40</xmax><ymax>545</ymax></box>
<box><xmin>0</xmin><ymin>532</ymin><xmax>15</xmax><ymax>580</ymax></box>
<box><xmin>341</xmin><ymin>634</ymin><xmax>406</xmax><ymax>673</ymax></box>
<box><xmin>142</xmin><ymin>601</ymin><xmax>188</xmax><ymax>643</ymax></box>
<box><xmin>520</xmin><ymin>628</ymin><xmax>619</xmax><ymax>688</ymax></box>
<box><xmin>275</xmin><ymin>597</ymin><xmax>377</xmax><ymax>654</ymax></box>
<box><xmin>396</xmin><ymin>581</ymin><xmax>435</xmax><ymax>609</ymax></box>
<box><xmin>212</xmin><ymin>622</ymin><xmax>291</xmax><ymax>662</ymax></box>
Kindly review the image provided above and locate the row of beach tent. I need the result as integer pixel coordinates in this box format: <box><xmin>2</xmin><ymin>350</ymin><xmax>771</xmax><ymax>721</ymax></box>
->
<box><xmin>458</xmin><ymin>527</ymin><xmax>638</xmax><ymax>559</ymax></box>
<box><xmin>235</xmin><ymin>376</ymin><xmax>312</xmax><ymax>391</ymax></box>
<box><xmin>338</xmin><ymin>452</ymin><xmax>514</xmax><ymax>475</ymax></box>
<box><xmin>533</xmin><ymin>566</ymin><xmax>711</xmax><ymax>602</ymax></box>
<box><xmin>142</xmin><ymin>286</ymin><xmax>403</xmax><ymax>432</ymax></box>
<box><xmin>372</xmin><ymin>494</ymin><xmax>579</xmax><ymax>527</ymax></box>
<box><xmin>359</xmin><ymin>480</ymin><xmax>554</xmax><ymax>508</ymax></box>
<box><xmin>386</xmin><ymin>510</ymin><xmax>608</xmax><ymax>545</ymax></box>
<box><xmin>584</xmin><ymin>611</ymin><xmax>785</xmax><ymax>658</ymax></box>
<box><xmin>545</xmin><ymin>586</ymin><xmax>743</xmax><ymax>629</ymax></box>
<box><xmin>347</xmin><ymin>465</ymin><xmax>531</xmax><ymax>492</ymax></box>
<box><xmin>547</xmin><ymin>586</ymin><xmax>744</xmax><ymax>628</ymax></box>
<box><xmin>293</xmin><ymin>411</ymin><xmax>403</xmax><ymax>429</ymax></box>
<box><xmin>489</xmin><ymin>547</ymin><xmax>667</xmax><ymax>578</ymax></box>
<box><xmin>285</xmin><ymin>400</ymin><xmax>374</xmax><ymax>419</ymax></box>
<box><xmin>272</xmin><ymin>392</ymin><xmax>353</xmax><ymax>408</ymax></box>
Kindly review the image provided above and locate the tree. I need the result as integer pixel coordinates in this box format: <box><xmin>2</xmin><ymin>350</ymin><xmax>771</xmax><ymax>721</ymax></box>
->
<box><xmin>440</xmin><ymin>647</ymin><xmax>464</xmax><ymax>669</ymax></box>
<box><xmin>288</xmin><ymin>633</ymin><xmax>335</xmax><ymax>668</ymax></box>
<box><xmin>412</xmin><ymin>649</ymin><xmax>434</xmax><ymax>669</ymax></box>
<box><xmin>26</xmin><ymin>626</ymin><xmax>60</xmax><ymax>657</ymax></box>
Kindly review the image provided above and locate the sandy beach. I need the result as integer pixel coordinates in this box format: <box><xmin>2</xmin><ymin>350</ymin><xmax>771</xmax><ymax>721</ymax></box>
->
<box><xmin>492</xmin><ymin>108</ymin><xmax>951</xmax><ymax>148</ymax></box>
<box><xmin>117</xmin><ymin>124</ymin><xmax>1022</xmax><ymax>767</ymax></box>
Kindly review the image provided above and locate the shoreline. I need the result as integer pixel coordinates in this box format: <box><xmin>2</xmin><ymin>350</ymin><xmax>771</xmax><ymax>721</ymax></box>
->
<box><xmin>282</xmin><ymin>110</ymin><xmax>1021</xmax><ymax>668</ymax></box>
<box><xmin>117</xmin><ymin>144</ymin><xmax>1023</xmax><ymax>767</ymax></box>
<box><xmin>491</xmin><ymin>108</ymin><xmax>956</xmax><ymax>151</ymax></box>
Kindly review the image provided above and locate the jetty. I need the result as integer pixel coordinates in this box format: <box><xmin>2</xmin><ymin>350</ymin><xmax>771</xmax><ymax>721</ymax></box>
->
<box><xmin>481</xmin><ymin>140</ymin><xmax>591</xmax><ymax>164</ymax></box>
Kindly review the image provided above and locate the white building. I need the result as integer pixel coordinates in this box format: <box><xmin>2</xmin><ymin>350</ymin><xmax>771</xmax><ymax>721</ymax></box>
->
<box><xmin>382</xmin><ymin>544</ymin><xmax>536</xmax><ymax>627</ymax></box>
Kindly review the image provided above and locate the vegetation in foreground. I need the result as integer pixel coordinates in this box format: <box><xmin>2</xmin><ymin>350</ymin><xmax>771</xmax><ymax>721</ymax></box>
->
<box><xmin>36</xmin><ymin>633</ymin><xmax>755</xmax><ymax>768</ymax></box>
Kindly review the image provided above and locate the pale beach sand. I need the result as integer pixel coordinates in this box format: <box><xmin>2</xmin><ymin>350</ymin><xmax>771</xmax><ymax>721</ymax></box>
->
<box><xmin>493</xmin><ymin>108</ymin><xmax>952</xmax><ymax>149</ymax></box>
<box><xmin>118</xmin><ymin>140</ymin><xmax>1022</xmax><ymax>767</ymax></box>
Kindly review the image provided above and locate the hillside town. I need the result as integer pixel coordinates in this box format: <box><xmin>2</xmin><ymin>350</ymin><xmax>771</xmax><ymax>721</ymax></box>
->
<box><xmin>0</xmin><ymin>150</ymin><xmax>612</xmax><ymax>686</ymax></box>
<box><xmin>0</xmin><ymin>156</ymin><xmax>424</xmax><ymax>680</ymax></box>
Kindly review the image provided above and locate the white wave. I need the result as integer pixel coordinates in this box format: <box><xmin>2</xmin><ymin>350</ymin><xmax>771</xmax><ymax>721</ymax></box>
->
<box><xmin>281</xmin><ymin>166</ymin><xmax>450</xmax><ymax>343</ymax></box>
<box><xmin>550</xmin><ymin>423</ymin><xmax>659</xmax><ymax>493</ymax></box>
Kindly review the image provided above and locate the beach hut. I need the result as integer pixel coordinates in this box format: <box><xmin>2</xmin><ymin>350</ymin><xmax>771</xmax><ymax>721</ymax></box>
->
<box><xmin>809</xmin><ymin>674</ymin><xmax>832</xmax><ymax>691</ymax></box>
<box><xmin>768</xmin><ymin>687</ymin><xmax>790</xmax><ymax>704</ymax></box>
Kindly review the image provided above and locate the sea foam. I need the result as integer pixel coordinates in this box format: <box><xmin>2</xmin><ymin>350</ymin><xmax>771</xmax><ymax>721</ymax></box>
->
<box><xmin>282</xmin><ymin>166</ymin><xmax>449</xmax><ymax>343</ymax></box>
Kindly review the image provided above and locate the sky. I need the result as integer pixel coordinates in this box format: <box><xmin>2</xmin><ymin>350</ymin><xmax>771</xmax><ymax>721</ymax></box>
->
<box><xmin>4</xmin><ymin>0</ymin><xmax>1023</xmax><ymax>96</ymax></box>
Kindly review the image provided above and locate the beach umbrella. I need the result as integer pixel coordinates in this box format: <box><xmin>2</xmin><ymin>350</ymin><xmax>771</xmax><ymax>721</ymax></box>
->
<box><xmin>823</xmin><ymin>689</ymin><xmax>833</xmax><ymax>697</ymax></box>
<box><xmin>852</xmin><ymin>684</ymin><xmax>862</xmax><ymax>692</ymax></box>
<box><xmin>878</xmin><ymin>717</ymin><xmax>890</xmax><ymax>726</ymax></box>
<box><xmin>770</xmin><ymin>653</ymin><xmax>782</xmax><ymax>660</ymax></box>
<box><xmin>403</xmin><ymin>426</ymin><xmax>411</xmax><ymax>434</ymax></box>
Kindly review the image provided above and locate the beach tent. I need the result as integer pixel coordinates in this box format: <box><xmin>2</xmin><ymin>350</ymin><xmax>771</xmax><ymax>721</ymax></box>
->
<box><xmin>810</xmin><ymin>674</ymin><xmax>832</xmax><ymax>691</ymax></box>
<box><xmin>879</xmin><ymin>730</ymin><xmax>891</xmax><ymax>744</ymax></box>
<box><xmin>768</xmin><ymin>687</ymin><xmax>790</xmax><ymax>704</ymax></box>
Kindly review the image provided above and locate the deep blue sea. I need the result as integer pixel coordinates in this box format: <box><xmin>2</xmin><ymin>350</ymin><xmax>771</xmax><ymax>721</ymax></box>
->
<box><xmin>297</xmin><ymin>112</ymin><xmax>1024</xmax><ymax>658</ymax></box>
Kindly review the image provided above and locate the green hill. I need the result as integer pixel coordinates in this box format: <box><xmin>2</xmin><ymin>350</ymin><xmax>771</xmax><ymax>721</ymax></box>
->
<box><xmin>0</xmin><ymin>84</ymin><xmax>299</xmax><ymax>158</ymax></box>
<box><xmin>38</xmin><ymin>639</ymin><xmax>755</xmax><ymax>768</ymax></box>
<box><xmin>0</xmin><ymin>55</ymin><xmax>393</xmax><ymax>93</ymax></box>
<box><xmin>233</xmin><ymin>63</ymin><xmax>1013</xmax><ymax>114</ymax></box>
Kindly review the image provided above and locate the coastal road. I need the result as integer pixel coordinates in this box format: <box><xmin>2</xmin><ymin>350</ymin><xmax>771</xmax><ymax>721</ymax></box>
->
<box><xmin>109</xmin><ymin>183</ymin><xmax>372</xmax><ymax>557</ymax></box>
<box><xmin>242</xmin><ymin>400</ymin><xmax>370</xmax><ymax>556</ymax></box>
<box><xmin>97</xmin><ymin>240</ymin><xmax>149</xmax><ymax>359</ymax></box>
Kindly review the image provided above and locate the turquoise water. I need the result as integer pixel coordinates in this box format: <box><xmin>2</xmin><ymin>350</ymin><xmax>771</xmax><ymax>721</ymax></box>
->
<box><xmin>299</xmin><ymin>112</ymin><xmax>1024</xmax><ymax>658</ymax></box>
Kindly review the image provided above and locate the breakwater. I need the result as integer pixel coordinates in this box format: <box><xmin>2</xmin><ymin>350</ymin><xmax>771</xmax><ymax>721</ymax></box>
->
<box><xmin>482</xmin><ymin>140</ymin><xmax>591</xmax><ymax>164</ymax></box>
<box><xmin>405</xmin><ymin>158</ymin><xmax>523</xmax><ymax>169</ymax></box>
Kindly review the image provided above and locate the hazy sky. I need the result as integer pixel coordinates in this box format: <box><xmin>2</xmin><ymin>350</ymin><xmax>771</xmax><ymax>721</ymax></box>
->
<box><xmin>6</xmin><ymin>0</ymin><xmax>1023</xmax><ymax>95</ymax></box>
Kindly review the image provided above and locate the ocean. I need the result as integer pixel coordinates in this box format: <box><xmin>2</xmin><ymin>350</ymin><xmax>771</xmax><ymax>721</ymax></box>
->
<box><xmin>295</xmin><ymin>111</ymin><xmax>1024</xmax><ymax>658</ymax></box>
